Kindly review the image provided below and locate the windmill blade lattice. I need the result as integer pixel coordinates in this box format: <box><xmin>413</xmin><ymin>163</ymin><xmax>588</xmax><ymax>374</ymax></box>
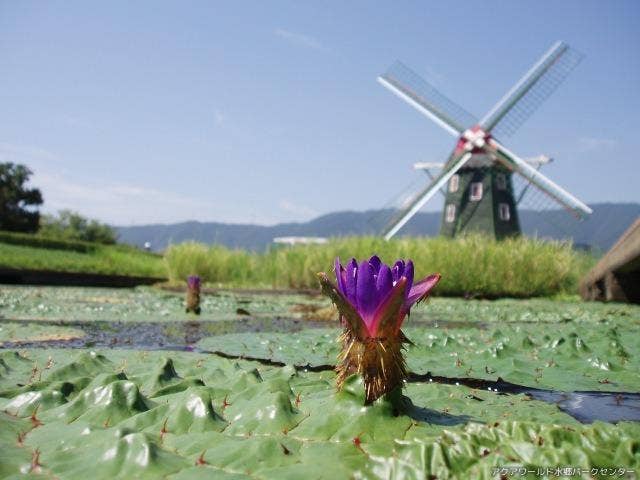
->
<box><xmin>379</xmin><ymin>61</ymin><xmax>477</xmax><ymax>135</ymax></box>
<box><xmin>367</xmin><ymin>174</ymin><xmax>444</xmax><ymax>234</ymax></box>
<box><xmin>489</xmin><ymin>139</ymin><xmax>592</xmax><ymax>219</ymax></box>
<box><xmin>482</xmin><ymin>43</ymin><xmax>583</xmax><ymax>138</ymax></box>
<box><xmin>512</xmin><ymin>173</ymin><xmax>588</xmax><ymax>242</ymax></box>
<box><xmin>382</xmin><ymin>152</ymin><xmax>473</xmax><ymax>239</ymax></box>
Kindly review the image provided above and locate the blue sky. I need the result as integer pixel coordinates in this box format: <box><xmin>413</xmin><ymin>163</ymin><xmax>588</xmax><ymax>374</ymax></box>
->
<box><xmin>0</xmin><ymin>1</ymin><xmax>638</xmax><ymax>225</ymax></box>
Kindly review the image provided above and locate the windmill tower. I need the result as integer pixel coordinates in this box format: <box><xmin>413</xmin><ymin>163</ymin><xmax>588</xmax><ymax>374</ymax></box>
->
<box><xmin>378</xmin><ymin>41</ymin><xmax>592</xmax><ymax>240</ymax></box>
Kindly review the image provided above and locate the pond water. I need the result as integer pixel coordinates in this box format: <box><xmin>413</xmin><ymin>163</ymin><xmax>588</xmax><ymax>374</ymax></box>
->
<box><xmin>410</xmin><ymin>372</ymin><xmax>640</xmax><ymax>424</ymax></box>
<box><xmin>527</xmin><ymin>390</ymin><xmax>640</xmax><ymax>424</ymax></box>
<box><xmin>0</xmin><ymin>317</ymin><xmax>481</xmax><ymax>350</ymax></box>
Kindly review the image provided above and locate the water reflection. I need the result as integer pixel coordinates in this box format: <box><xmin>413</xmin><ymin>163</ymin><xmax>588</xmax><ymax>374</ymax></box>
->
<box><xmin>527</xmin><ymin>390</ymin><xmax>640</xmax><ymax>424</ymax></box>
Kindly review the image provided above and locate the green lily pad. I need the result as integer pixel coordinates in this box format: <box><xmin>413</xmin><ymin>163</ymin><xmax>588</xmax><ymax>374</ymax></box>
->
<box><xmin>0</xmin><ymin>348</ymin><xmax>638</xmax><ymax>479</ymax></box>
<box><xmin>0</xmin><ymin>285</ymin><xmax>321</xmax><ymax>323</ymax></box>
<box><xmin>1</xmin><ymin>285</ymin><xmax>639</xmax><ymax>479</ymax></box>
<box><xmin>199</xmin><ymin>328</ymin><xmax>339</xmax><ymax>366</ymax></box>
<box><xmin>197</xmin><ymin>321</ymin><xmax>640</xmax><ymax>392</ymax></box>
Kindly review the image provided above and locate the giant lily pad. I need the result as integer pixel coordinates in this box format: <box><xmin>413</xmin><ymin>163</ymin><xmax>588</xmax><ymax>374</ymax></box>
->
<box><xmin>0</xmin><ymin>349</ymin><xmax>638</xmax><ymax>479</ymax></box>
<box><xmin>3</xmin><ymin>286</ymin><xmax>639</xmax><ymax>326</ymax></box>
<box><xmin>0</xmin><ymin>285</ymin><xmax>321</xmax><ymax>323</ymax></box>
<box><xmin>1</xmin><ymin>287</ymin><xmax>640</xmax><ymax>478</ymax></box>
<box><xmin>197</xmin><ymin>320</ymin><xmax>640</xmax><ymax>392</ymax></box>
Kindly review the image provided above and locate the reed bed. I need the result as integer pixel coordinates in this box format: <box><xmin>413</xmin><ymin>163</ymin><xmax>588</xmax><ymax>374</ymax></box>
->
<box><xmin>164</xmin><ymin>235</ymin><xmax>593</xmax><ymax>297</ymax></box>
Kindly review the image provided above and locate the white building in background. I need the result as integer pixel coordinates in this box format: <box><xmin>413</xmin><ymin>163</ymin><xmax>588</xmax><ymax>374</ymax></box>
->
<box><xmin>272</xmin><ymin>236</ymin><xmax>328</xmax><ymax>246</ymax></box>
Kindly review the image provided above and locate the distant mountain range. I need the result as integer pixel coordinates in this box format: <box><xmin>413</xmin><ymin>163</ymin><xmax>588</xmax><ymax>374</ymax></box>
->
<box><xmin>116</xmin><ymin>202</ymin><xmax>640</xmax><ymax>253</ymax></box>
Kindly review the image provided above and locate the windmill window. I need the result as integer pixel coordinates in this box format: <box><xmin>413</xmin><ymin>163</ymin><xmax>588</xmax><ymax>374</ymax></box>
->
<box><xmin>449</xmin><ymin>174</ymin><xmax>459</xmax><ymax>192</ymax></box>
<box><xmin>470</xmin><ymin>182</ymin><xmax>483</xmax><ymax>201</ymax></box>
<box><xmin>496</xmin><ymin>173</ymin><xmax>507</xmax><ymax>190</ymax></box>
<box><xmin>445</xmin><ymin>204</ymin><xmax>456</xmax><ymax>223</ymax></box>
<box><xmin>499</xmin><ymin>203</ymin><xmax>510</xmax><ymax>221</ymax></box>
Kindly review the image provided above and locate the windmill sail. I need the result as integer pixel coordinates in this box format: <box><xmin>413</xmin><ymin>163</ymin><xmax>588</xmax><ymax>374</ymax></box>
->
<box><xmin>378</xmin><ymin>61</ymin><xmax>477</xmax><ymax>136</ymax></box>
<box><xmin>383</xmin><ymin>152</ymin><xmax>472</xmax><ymax>240</ymax></box>
<box><xmin>489</xmin><ymin>139</ymin><xmax>592</xmax><ymax>218</ymax></box>
<box><xmin>480</xmin><ymin>42</ymin><xmax>583</xmax><ymax>138</ymax></box>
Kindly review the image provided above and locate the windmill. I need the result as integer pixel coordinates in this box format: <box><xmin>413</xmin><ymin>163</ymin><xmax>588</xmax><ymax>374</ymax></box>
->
<box><xmin>378</xmin><ymin>41</ymin><xmax>592</xmax><ymax>240</ymax></box>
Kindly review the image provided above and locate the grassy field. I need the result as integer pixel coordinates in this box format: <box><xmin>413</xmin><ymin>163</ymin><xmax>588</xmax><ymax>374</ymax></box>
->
<box><xmin>165</xmin><ymin>235</ymin><xmax>594</xmax><ymax>297</ymax></box>
<box><xmin>0</xmin><ymin>240</ymin><xmax>165</xmax><ymax>278</ymax></box>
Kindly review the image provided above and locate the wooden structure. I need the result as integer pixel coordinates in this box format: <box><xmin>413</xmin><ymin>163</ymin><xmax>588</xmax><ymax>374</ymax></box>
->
<box><xmin>580</xmin><ymin>217</ymin><xmax>640</xmax><ymax>303</ymax></box>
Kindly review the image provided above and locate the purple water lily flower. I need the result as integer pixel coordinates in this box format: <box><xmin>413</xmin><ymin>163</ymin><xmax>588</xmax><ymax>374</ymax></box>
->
<box><xmin>332</xmin><ymin>255</ymin><xmax>440</xmax><ymax>337</ymax></box>
<box><xmin>187</xmin><ymin>275</ymin><xmax>201</xmax><ymax>290</ymax></box>
<box><xmin>186</xmin><ymin>275</ymin><xmax>201</xmax><ymax>315</ymax></box>
<box><xmin>317</xmin><ymin>255</ymin><xmax>440</xmax><ymax>404</ymax></box>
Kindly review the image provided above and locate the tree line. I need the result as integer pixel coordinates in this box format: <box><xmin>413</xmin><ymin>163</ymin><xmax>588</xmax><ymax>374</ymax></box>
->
<box><xmin>0</xmin><ymin>162</ymin><xmax>117</xmax><ymax>244</ymax></box>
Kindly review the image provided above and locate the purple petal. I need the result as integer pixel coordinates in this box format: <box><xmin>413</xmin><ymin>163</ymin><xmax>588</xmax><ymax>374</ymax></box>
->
<box><xmin>356</xmin><ymin>260</ymin><xmax>377</xmax><ymax>324</ymax></box>
<box><xmin>334</xmin><ymin>257</ymin><xmax>347</xmax><ymax>295</ymax></box>
<box><xmin>391</xmin><ymin>260</ymin><xmax>405</xmax><ymax>283</ymax></box>
<box><xmin>406</xmin><ymin>274</ymin><xmax>441</xmax><ymax>308</ymax></box>
<box><xmin>376</xmin><ymin>264</ymin><xmax>393</xmax><ymax>300</ymax></box>
<box><xmin>369</xmin><ymin>277</ymin><xmax>408</xmax><ymax>336</ymax></box>
<box><xmin>345</xmin><ymin>258</ymin><xmax>358</xmax><ymax>306</ymax></box>
<box><xmin>403</xmin><ymin>260</ymin><xmax>414</xmax><ymax>294</ymax></box>
<box><xmin>317</xmin><ymin>272</ymin><xmax>368</xmax><ymax>340</ymax></box>
<box><xmin>368</xmin><ymin>255</ymin><xmax>382</xmax><ymax>275</ymax></box>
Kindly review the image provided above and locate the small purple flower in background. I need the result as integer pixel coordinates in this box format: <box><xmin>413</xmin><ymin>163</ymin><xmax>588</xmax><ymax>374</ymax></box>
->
<box><xmin>186</xmin><ymin>275</ymin><xmax>201</xmax><ymax>315</ymax></box>
<box><xmin>318</xmin><ymin>255</ymin><xmax>440</xmax><ymax>404</ymax></box>
<box><xmin>187</xmin><ymin>275</ymin><xmax>201</xmax><ymax>290</ymax></box>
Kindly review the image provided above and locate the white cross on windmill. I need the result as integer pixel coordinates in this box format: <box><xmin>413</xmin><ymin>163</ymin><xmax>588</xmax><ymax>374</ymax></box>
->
<box><xmin>378</xmin><ymin>41</ymin><xmax>592</xmax><ymax>240</ymax></box>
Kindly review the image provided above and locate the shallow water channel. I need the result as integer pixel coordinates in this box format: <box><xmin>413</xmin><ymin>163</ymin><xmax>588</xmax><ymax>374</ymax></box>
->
<box><xmin>2</xmin><ymin>317</ymin><xmax>640</xmax><ymax>425</ymax></box>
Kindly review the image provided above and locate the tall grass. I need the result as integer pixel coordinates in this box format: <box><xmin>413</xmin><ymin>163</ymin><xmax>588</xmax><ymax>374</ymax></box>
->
<box><xmin>164</xmin><ymin>235</ymin><xmax>594</xmax><ymax>297</ymax></box>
